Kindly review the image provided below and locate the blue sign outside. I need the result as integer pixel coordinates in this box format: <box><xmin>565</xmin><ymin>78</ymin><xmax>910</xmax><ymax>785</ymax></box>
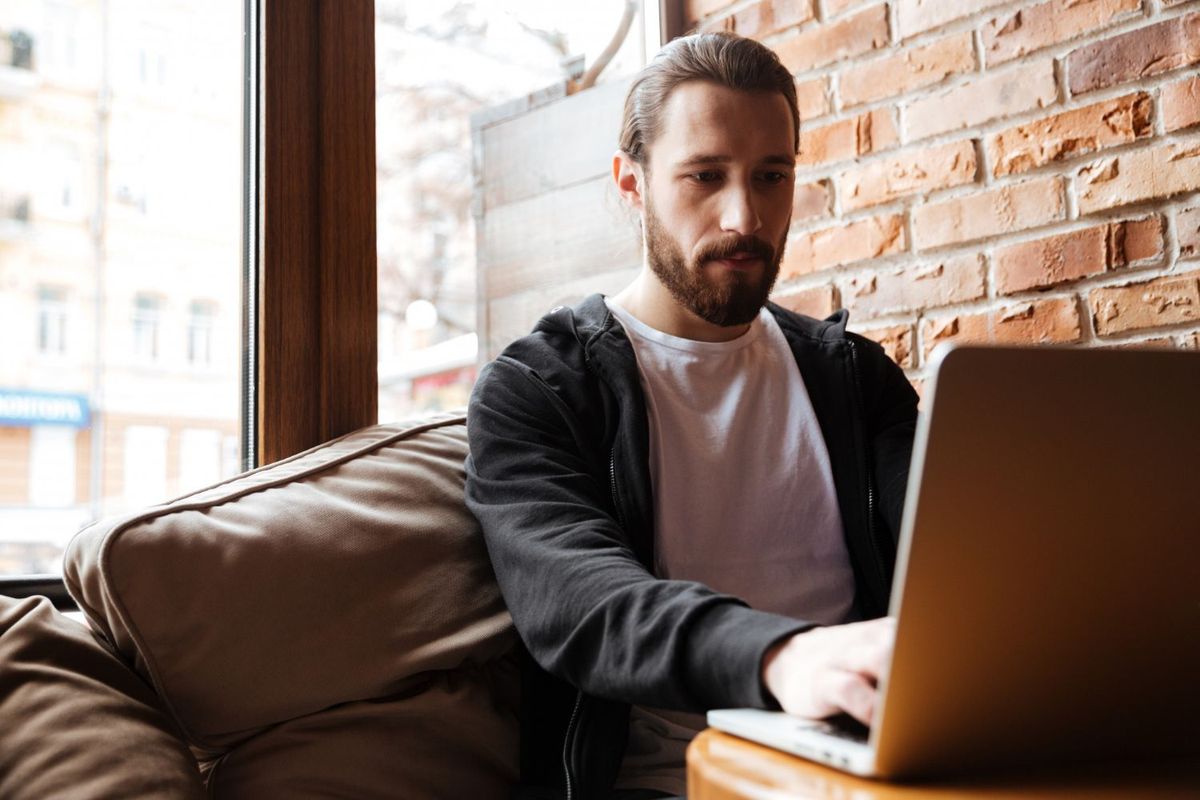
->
<box><xmin>0</xmin><ymin>389</ymin><xmax>91</xmax><ymax>428</ymax></box>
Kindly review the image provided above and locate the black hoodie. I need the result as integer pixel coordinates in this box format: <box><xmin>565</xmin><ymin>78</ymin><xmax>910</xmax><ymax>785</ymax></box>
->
<box><xmin>465</xmin><ymin>294</ymin><xmax>919</xmax><ymax>799</ymax></box>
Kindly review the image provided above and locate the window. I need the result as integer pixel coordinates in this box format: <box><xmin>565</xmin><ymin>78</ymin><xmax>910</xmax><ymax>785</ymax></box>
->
<box><xmin>375</xmin><ymin>0</ymin><xmax>656</xmax><ymax>421</ymax></box>
<box><xmin>132</xmin><ymin>293</ymin><xmax>162</xmax><ymax>363</ymax></box>
<box><xmin>1</xmin><ymin>0</ymin><xmax>445</xmax><ymax>593</ymax></box>
<box><xmin>44</xmin><ymin>141</ymin><xmax>84</xmax><ymax>213</ymax></box>
<box><xmin>136</xmin><ymin>25</ymin><xmax>170</xmax><ymax>92</ymax></box>
<box><xmin>36</xmin><ymin>286</ymin><xmax>68</xmax><ymax>355</ymax></box>
<box><xmin>187</xmin><ymin>300</ymin><xmax>217</xmax><ymax>367</ymax></box>
<box><xmin>0</xmin><ymin>0</ymin><xmax>244</xmax><ymax>578</ymax></box>
<box><xmin>40</xmin><ymin>2</ymin><xmax>80</xmax><ymax>80</ymax></box>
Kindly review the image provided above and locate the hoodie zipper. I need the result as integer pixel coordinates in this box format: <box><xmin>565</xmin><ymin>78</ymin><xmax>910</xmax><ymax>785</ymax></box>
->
<box><xmin>608</xmin><ymin>447</ymin><xmax>625</xmax><ymax>527</ymax></box>
<box><xmin>847</xmin><ymin>339</ymin><xmax>890</xmax><ymax>597</ymax></box>
<box><xmin>561</xmin><ymin>446</ymin><xmax>622</xmax><ymax>799</ymax></box>
<box><xmin>562</xmin><ymin>689</ymin><xmax>583</xmax><ymax>800</ymax></box>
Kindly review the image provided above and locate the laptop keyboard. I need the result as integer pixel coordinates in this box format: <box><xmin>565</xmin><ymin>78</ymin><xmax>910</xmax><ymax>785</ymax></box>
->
<box><xmin>814</xmin><ymin>714</ymin><xmax>871</xmax><ymax>745</ymax></box>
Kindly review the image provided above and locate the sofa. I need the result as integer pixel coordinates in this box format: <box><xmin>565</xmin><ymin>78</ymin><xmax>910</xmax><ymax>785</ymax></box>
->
<box><xmin>0</xmin><ymin>411</ymin><xmax>521</xmax><ymax>798</ymax></box>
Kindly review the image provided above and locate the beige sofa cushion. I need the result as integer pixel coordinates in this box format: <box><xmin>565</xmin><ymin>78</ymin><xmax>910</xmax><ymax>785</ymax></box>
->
<box><xmin>62</xmin><ymin>412</ymin><xmax>518</xmax><ymax>793</ymax></box>
<box><xmin>0</xmin><ymin>595</ymin><xmax>205</xmax><ymax>799</ymax></box>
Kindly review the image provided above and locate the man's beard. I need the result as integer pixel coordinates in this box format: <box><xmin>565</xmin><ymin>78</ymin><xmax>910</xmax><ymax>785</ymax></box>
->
<box><xmin>643</xmin><ymin>196</ymin><xmax>787</xmax><ymax>328</ymax></box>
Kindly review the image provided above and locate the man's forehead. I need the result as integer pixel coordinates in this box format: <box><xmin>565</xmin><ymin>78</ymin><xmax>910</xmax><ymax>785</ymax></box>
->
<box><xmin>651</xmin><ymin>80</ymin><xmax>795</xmax><ymax>164</ymax></box>
<box><xmin>674</xmin><ymin>152</ymin><xmax>796</xmax><ymax>167</ymax></box>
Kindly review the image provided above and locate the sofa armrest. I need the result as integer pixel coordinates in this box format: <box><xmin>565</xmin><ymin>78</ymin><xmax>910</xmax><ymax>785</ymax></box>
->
<box><xmin>61</xmin><ymin>412</ymin><xmax>517</xmax><ymax>754</ymax></box>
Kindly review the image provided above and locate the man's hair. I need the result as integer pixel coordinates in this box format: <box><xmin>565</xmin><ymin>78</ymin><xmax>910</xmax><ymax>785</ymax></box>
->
<box><xmin>618</xmin><ymin>32</ymin><xmax>800</xmax><ymax>166</ymax></box>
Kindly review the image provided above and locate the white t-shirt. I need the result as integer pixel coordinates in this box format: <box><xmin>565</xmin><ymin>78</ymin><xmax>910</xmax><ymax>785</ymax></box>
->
<box><xmin>605</xmin><ymin>298</ymin><xmax>857</xmax><ymax>794</ymax></box>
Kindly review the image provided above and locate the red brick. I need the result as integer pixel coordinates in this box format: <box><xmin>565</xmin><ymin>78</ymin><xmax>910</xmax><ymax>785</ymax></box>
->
<box><xmin>798</xmin><ymin>108</ymin><xmax>898</xmax><ymax>168</ymax></box>
<box><xmin>1090</xmin><ymin>272</ymin><xmax>1200</xmax><ymax>336</ymax></box>
<box><xmin>731</xmin><ymin>0</ymin><xmax>815</xmax><ymax>38</ymax></box>
<box><xmin>839</xmin><ymin>254</ymin><xmax>986</xmax><ymax>318</ymax></box>
<box><xmin>1105</xmin><ymin>336</ymin><xmax>1176</xmax><ymax>350</ymax></box>
<box><xmin>982</xmin><ymin>0</ymin><xmax>1141</xmax><ymax>66</ymax></box>
<box><xmin>987</xmin><ymin>92</ymin><xmax>1152</xmax><ymax>178</ymax></box>
<box><xmin>992</xmin><ymin>299</ymin><xmax>1083</xmax><ymax>346</ymax></box>
<box><xmin>839</xmin><ymin>140</ymin><xmax>977</xmax><ymax>212</ymax></box>
<box><xmin>838</xmin><ymin>32</ymin><xmax>975</xmax><ymax>109</ymax></box>
<box><xmin>857</xmin><ymin>324</ymin><xmax>915</xmax><ymax>368</ymax></box>
<box><xmin>774</xmin><ymin>4</ymin><xmax>888</xmax><ymax>74</ymax></box>
<box><xmin>921</xmin><ymin>298</ymin><xmax>1083</xmax><ymax>359</ymax></box>
<box><xmin>699</xmin><ymin>14</ymin><xmax>733</xmax><ymax>33</ymax></box>
<box><xmin>782</xmin><ymin>213</ymin><xmax>906</xmax><ymax>278</ymax></box>
<box><xmin>1178</xmin><ymin>207</ymin><xmax>1200</xmax><ymax>261</ymax></box>
<box><xmin>991</xmin><ymin>298</ymin><xmax>1085</xmax><ymax>347</ymax></box>
<box><xmin>994</xmin><ymin>216</ymin><xmax>1164</xmax><ymax>295</ymax></box>
<box><xmin>686</xmin><ymin>0</ymin><xmax>737</xmax><ymax>25</ymax></box>
<box><xmin>1076</xmin><ymin>142</ymin><xmax>1200</xmax><ymax>215</ymax></box>
<box><xmin>1162</xmin><ymin>75</ymin><xmax>1200</xmax><ymax>133</ymax></box>
<box><xmin>825</xmin><ymin>0</ymin><xmax>875</xmax><ymax>17</ymax></box>
<box><xmin>772</xmin><ymin>284</ymin><xmax>838</xmax><ymax>318</ymax></box>
<box><xmin>793</xmin><ymin>180</ymin><xmax>831</xmax><ymax>221</ymax></box>
<box><xmin>1067</xmin><ymin>13</ymin><xmax>1200</xmax><ymax>96</ymax></box>
<box><xmin>912</xmin><ymin>176</ymin><xmax>1066</xmax><ymax>251</ymax></box>
<box><xmin>1119</xmin><ymin>215</ymin><xmax>1168</xmax><ymax>264</ymax></box>
<box><xmin>795</xmin><ymin>77</ymin><xmax>831</xmax><ymax>120</ymax></box>
<box><xmin>896</xmin><ymin>0</ymin><xmax>1010</xmax><ymax>40</ymax></box>
<box><xmin>904</xmin><ymin>58</ymin><xmax>1058</xmax><ymax>141</ymax></box>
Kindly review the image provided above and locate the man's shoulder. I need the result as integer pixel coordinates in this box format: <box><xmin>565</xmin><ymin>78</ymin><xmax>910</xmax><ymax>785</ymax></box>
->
<box><xmin>766</xmin><ymin>303</ymin><xmax>901</xmax><ymax>370</ymax></box>
<box><xmin>765</xmin><ymin>302</ymin><xmax>850</xmax><ymax>344</ymax></box>
<box><xmin>473</xmin><ymin>293</ymin><xmax>613</xmax><ymax>402</ymax></box>
<box><xmin>491</xmin><ymin>293</ymin><xmax>609</xmax><ymax>369</ymax></box>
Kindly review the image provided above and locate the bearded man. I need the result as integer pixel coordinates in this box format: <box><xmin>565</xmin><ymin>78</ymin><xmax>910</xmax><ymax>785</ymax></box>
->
<box><xmin>466</xmin><ymin>31</ymin><xmax>918</xmax><ymax>800</ymax></box>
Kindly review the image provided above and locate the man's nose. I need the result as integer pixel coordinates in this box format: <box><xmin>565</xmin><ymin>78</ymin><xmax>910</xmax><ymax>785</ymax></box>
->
<box><xmin>719</xmin><ymin>185</ymin><xmax>763</xmax><ymax>236</ymax></box>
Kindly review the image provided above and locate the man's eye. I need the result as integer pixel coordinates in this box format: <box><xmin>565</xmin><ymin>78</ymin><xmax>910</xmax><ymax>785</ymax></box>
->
<box><xmin>690</xmin><ymin>171</ymin><xmax>721</xmax><ymax>183</ymax></box>
<box><xmin>759</xmin><ymin>171</ymin><xmax>789</xmax><ymax>184</ymax></box>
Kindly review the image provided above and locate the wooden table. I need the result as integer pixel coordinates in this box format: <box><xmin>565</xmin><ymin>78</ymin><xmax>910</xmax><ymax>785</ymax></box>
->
<box><xmin>687</xmin><ymin>729</ymin><xmax>1200</xmax><ymax>799</ymax></box>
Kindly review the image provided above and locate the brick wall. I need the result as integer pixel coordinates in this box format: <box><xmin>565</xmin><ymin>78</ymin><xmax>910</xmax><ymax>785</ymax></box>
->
<box><xmin>474</xmin><ymin>1</ymin><xmax>1200</xmax><ymax>389</ymax></box>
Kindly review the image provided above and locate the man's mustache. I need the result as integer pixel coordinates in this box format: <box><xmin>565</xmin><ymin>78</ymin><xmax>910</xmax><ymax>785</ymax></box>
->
<box><xmin>698</xmin><ymin>235</ymin><xmax>775</xmax><ymax>264</ymax></box>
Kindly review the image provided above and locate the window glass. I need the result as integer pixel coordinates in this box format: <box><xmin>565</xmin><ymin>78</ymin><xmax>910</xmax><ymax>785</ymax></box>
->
<box><xmin>179</xmin><ymin>427</ymin><xmax>221</xmax><ymax>493</ymax></box>
<box><xmin>375</xmin><ymin>0</ymin><xmax>654</xmax><ymax>421</ymax></box>
<box><xmin>122</xmin><ymin>424</ymin><xmax>167</xmax><ymax>508</ymax></box>
<box><xmin>0</xmin><ymin>1</ymin><xmax>244</xmax><ymax>576</ymax></box>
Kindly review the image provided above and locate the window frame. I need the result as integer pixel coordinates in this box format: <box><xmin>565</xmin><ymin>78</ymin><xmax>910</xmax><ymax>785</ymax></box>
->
<box><xmin>255</xmin><ymin>0</ymin><xmax>378</xmax><ymax>467</ymax></box>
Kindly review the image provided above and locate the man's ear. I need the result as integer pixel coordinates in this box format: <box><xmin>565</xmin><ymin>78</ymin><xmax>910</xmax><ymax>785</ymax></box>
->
<box><xmin>612</xmin><ymin>150</ymin><xmax>644</xmax><ymax>213</ymax></box>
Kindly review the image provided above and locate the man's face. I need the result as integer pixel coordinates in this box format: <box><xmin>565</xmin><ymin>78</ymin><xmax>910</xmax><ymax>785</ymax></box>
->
<box><xmin>638</xmin><ymin>80</ymin><xmax>796</xmax><ymax>327</ymax></box>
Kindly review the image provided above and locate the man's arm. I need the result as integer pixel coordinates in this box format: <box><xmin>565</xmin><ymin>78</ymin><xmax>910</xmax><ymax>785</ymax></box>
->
<box><xmin>762</xmin><ymin>336</ymin><xmax>919</xmax><ymax>725</ymax></box>
<box><xmin>465</xmin><ymin>353</ymin><xmax>813</xmax><ymax>712</ymax></box>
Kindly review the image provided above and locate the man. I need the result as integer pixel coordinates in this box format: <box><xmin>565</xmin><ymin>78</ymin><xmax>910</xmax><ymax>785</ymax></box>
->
<box><xmin>466</xmin><ymin>32</ymin><xmax>918</xmax><ymax>800</ymax></box>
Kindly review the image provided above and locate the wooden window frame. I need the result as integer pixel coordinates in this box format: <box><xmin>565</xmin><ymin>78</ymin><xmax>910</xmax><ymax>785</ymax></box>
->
<box><xmin>661</xmin><ymin>0</ymin><xmax>686</xmax><ymax>43</ymax></box>
<box><xmin>256</xmin><ymin>0</ymin><xmax>378</xmax><ymax>466</ymax></box>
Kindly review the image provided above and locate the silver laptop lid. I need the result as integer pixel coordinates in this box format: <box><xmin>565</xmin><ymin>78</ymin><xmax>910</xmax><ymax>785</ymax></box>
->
<box><xmin>872</xmin><ymin>344</ymin><xmax>1200</xmax><ymax>779</ymax></box>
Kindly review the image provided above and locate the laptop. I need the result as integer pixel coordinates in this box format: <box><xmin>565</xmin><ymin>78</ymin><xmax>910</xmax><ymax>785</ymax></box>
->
<box><xmin>708</xmin><ymin>343</ymin><xmax>1200</xmax><ymax>779</ymax></box>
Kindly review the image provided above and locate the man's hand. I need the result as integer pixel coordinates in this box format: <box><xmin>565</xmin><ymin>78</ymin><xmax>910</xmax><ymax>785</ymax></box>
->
<box><xmin>761</xmin><ymin>617</ymin><xmax>896</xmax><ymax>727</ymax></box>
